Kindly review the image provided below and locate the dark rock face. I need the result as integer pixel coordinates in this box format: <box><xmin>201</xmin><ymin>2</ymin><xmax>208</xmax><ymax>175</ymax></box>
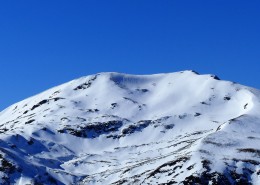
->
<box><xmin>183</xmin><ymin>160</ymin><xmax>254</xmax><ymax>185</ymax></box>
<box><xmin>0</xmin><ymin>154</ymin><xmax>17</xmax><ymax>184</ymax></box>
<box><xmin>74</xmin><ymin>75</ymin><xmax>99</xmax><ymax>90</ymax></box>
<box><xmin>122</xmin><ymin>120</ymin><xmax>152</xmax><ymax>135</ymax></box>
<box><xmin>58</xmin><ymin>120</ymin><xmax>125</xmax><ymax>138</ymax></box>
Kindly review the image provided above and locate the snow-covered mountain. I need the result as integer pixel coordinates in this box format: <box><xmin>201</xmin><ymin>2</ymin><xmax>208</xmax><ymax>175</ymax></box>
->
<box><xmin>0</xmin><ymin>71</ymin><xmax>260</xmax><ymax>185</ymax></box>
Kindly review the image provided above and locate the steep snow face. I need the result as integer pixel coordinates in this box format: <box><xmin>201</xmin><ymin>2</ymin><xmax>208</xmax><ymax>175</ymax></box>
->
<box><xmin>0</xmin><ymin>71</ymin><xmax>260</xmax><ymax>185</ymax></box>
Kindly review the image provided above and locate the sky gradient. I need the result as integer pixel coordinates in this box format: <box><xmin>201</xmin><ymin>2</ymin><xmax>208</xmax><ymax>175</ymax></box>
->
<box><xmin>0</xmin><ymin>0</ymin><xmax>260</xmax><ymax>110</ymax></box>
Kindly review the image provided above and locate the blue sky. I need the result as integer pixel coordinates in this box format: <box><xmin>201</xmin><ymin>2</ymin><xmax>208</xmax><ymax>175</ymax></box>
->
<box><xmin>0</xmin><ymin>0</ymin><xmax>260</xmax><ymax>110</ymax></box>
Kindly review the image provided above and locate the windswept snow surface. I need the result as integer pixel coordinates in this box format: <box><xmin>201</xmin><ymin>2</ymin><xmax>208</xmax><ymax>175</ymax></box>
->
<box><xmin>0</xmin><ymin>71</ymin><xmax>260</xmax><ymax>184</ymax></box>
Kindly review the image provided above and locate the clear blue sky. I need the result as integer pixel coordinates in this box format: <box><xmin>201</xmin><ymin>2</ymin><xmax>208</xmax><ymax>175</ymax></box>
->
<box><xmin>0</xmin><ymin>0</ymin><xmax>260</xmax><ymax>110</ymax></box>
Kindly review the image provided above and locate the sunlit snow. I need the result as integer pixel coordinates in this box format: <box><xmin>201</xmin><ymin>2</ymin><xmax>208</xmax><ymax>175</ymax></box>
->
<box><xmin>0</xmin><ymin>71</ymin><xmax>259</xmax><ymax>184</ymax></box>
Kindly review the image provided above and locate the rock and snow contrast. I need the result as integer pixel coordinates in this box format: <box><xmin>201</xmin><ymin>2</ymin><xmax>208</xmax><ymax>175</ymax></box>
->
<box><xmin>0</xmin><ymin>71</ymin><xmax>260</xmax><ymax>185</ymax></box>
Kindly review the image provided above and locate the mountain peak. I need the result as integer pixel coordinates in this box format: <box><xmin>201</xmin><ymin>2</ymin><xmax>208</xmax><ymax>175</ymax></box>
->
<box><xmin>0</xmin><ymin>71</ymin><xmax>259</xmax><ymax>184</ymax></box>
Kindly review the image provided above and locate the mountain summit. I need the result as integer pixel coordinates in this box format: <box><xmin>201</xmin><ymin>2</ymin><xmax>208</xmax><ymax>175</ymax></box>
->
<box><xmin>0</xmin><ymin>71</ymin><xmax>260</xmax><ymax>184</ymax></box>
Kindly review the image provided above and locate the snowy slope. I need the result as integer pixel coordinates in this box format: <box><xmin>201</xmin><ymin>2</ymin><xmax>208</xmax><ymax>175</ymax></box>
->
<box><xmin>0</xmin><ymin>71</ymin><xmax>260</xmax><ymax>185</ymax></box>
